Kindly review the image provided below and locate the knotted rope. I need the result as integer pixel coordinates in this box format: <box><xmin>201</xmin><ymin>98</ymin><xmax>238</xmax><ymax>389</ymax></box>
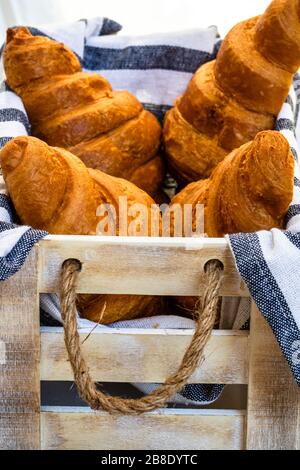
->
<box><xmin>60</xmin><ymin>258</ymin><xmax>223</xmax><ymax>415</ymax></box>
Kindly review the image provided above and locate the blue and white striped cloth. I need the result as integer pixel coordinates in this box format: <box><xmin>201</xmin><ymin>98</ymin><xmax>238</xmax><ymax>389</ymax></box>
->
<box><xmin>0</xmin><ymin>18</ymin><xmax>299</xmax><ymax>404</ymax></box>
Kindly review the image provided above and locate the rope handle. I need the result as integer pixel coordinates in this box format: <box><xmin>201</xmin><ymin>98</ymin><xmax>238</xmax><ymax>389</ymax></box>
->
<box><xmin>60</xmin><ymin>259</ymin><xmax>223</xmax><ymax>415</ymax></box>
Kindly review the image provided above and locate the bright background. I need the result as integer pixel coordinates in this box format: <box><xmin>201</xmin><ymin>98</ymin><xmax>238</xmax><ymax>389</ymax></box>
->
<box><xmin>1</xmin><ymin>0</ymin><xmax>271</xmax><ymax>42</ymax></box>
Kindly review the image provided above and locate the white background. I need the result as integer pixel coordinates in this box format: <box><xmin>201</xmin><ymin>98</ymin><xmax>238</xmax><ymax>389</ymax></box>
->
<box><xmin>0</xmin><ymin>0</ymin><xmax>271</xmax><ymax>41</ymax></box>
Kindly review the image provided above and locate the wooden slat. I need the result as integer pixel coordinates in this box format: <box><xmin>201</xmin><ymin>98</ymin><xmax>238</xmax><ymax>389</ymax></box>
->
<box><xmin>246</xmin><ymin>303</ymin><xmax>300</xmax><ymax>450</ymax></box>
<box><xmin>41</xmin><ymin>328</ymin><xmax>249</xmax><ymax>384</ymax></box>
<box><xmin>41</xmin><ymin>407</ymin><xmax>246</xmax><ymax>450</ymax></box>
<box><xmin>38</xmin><ymin>236</ymin><xmax>249</xmax><ymax>296</ymax></box>
<box><xmin>0</xmin><ymin>249</ymin><xmax>40</xmax><ymax>450</ymax></box>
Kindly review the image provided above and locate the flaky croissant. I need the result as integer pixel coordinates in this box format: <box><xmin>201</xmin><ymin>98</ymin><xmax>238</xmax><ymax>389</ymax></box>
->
<box><xmin>0</xmin><ymin>136</ymin><xmax>162</xmax><ymax>324</ymax></box>
<box><xmin>3</xmin><ymin>27</ymin><xmax>164</xmax><ymax>198</ymax></box>
<box><xmin>170</xmin><ymin>130</ymin><xmax>294</xmax><ymax>316</ymax></box>
<box><xmin>164</xmin><ymin>0</ymin><xmax>300</xmax><ymax>185</ymax></box>
<box><xmin>170</xmin><ymin>131</ymin><xmax>294</xmax><ymax>237</ymax></box>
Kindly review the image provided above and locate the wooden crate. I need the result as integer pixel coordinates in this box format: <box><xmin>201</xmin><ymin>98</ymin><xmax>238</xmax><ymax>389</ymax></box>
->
<box><xmin>0</xmin><ymin>236</ymin><xmax>299</xmax><ymax>450</ymax></box>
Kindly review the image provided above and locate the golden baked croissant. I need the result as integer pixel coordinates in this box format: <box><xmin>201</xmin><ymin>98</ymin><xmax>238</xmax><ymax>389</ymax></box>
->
<box><xmin>170</xmin><ymin>131</ymin><xmax>294</xmax><ymax>237</ymax></box>
<box><xmin>163</xmin><ymin>0</ymin><xmax>300</xmax><ymax>185</ymax></box>
<box><xmin>3</xmin><ymin>27</ymin><xmax>164</xmax><ymax>198</ymax></box>
<box><xmin>170</xmin><ymin>130</ymin><xmax>294</xmax><ymax>316</ymax></box>
<box><xmin>0</xmin><ymin>136</ymin><xmax>162</xmax><ymax>324</ymax></box>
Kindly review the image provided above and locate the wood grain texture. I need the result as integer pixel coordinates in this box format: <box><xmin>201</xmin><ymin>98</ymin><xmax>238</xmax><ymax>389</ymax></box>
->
<box><xmin>0</xmin><ymin>249</ymin><xmax>40</xmax><ymax>450</ymax></box>
<box><xmin>41</xmin><ymin>407</ymin><xmax>246</xmax><ymax>450</ymax></box>
<box><xmin>246</xmin><ymin>303</ymin><xmax>300</xmax><ymax>450</ymax></box>
<box><xmin>38</xmin><ymin>236</ymin><xmax>249</xmax><ymax>296</ymax></box>
<box><xmin>41</xmin><ymin>328</ymin><xmax>249</xmax><ymax>384</ymax></box>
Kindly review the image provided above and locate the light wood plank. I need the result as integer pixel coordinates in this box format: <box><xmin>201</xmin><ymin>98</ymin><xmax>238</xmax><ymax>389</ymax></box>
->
<box><xmin>0</xmin><ymin>249</ymin><xmax>40</xmax><ymax>450</ymax></box>
<box><xmin>246</xmin><ymin>303</ymin><xmax>300</xmax><ymax>450</ymax></box>
<box><xmin>41</xmin><ymin>407</ymin><xmax>246</xmax><ymax>450</ymax></box>
<box><xmin>38</xmin><ymin>236</ymin><xmax>249</xmax><ymax>296</ymax></box>
<box><xmin>41</xmin><ymin>328</ymin><xmax>249</xmax><ymax>384</ymax></box>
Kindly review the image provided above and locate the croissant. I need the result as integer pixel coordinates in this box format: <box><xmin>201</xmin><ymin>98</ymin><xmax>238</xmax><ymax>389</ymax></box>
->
<box><xmin>0</xmin><ymin>136</ymin><xmax>162</xmax><ymax>324</ymax></box>
<box><xmin>170</xmin><ymin>130</ymin><xmax>294</xmax><ymax>315</ymax></box>
<box><xmin>163</xmin><ymin>0</ymin><xmax>300</xmax><ymax>185</ymax></box>
<box><xmin>3</xmin><ymin>27</ymin><xmax>164</xmax><ymax>198</ymax></box>
<box><xmin>170</xmin><ymin>131</ymin><xmax>294</xmax><ymax>237</ymax></box>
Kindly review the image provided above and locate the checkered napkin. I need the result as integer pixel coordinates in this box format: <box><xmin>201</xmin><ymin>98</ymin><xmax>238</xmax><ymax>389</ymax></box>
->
<box><xmin>0</xmin><ymin>18</ymin><xmax>299</xmax><ymax>405</ymax></box>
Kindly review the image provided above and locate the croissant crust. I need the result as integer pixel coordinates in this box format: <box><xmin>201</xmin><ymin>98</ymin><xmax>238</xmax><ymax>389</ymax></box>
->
<box><xmin>163</xmin><ymin>0</ymin><xmax>300</xmax><ymax>184</ymax></box>
<box><xmin>170</xmin><ymin>131</ymin><xmax>294</xmax><ymax>237</ymax></box>
<box><xmin>4</xmin><ymin>27</ymin><xmax>164</xmax><ymax>197</ymax></box>
<box><xmin>0</xmin><ymin>136</ymin><xmax>162</xmax><ymax>323</ymax></box>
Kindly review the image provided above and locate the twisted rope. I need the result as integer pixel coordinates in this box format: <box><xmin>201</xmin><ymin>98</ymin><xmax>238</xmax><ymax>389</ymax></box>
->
<box><xmin>60</xmin><ymin>259</ymin><xmax>223</xmax><ymax>415</ymax></box>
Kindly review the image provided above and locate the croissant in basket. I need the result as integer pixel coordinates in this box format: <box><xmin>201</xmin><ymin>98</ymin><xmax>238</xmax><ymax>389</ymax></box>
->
<box><xmin>163</xmin><ymin>0</ymin><xmax>300</xmax><ymax>185</ymax></box>
<box><xmin>169</xmin><ymin>130</ymin><xmax>294</xmax><ymax>314</ymax></box>
<box><xmin>0</xmin><ymin>136</ymin><xmax>163</xmax><ymax>324</ymax></box>
<box><xmin>3</xmin><ymin>27</ymin><xmax>164</xmax><ymax>199</ymax></box>
<box><xmin>170</xmin><ymin>131</ymin><xmax>294</xmax><ymax>237</ymax></box>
